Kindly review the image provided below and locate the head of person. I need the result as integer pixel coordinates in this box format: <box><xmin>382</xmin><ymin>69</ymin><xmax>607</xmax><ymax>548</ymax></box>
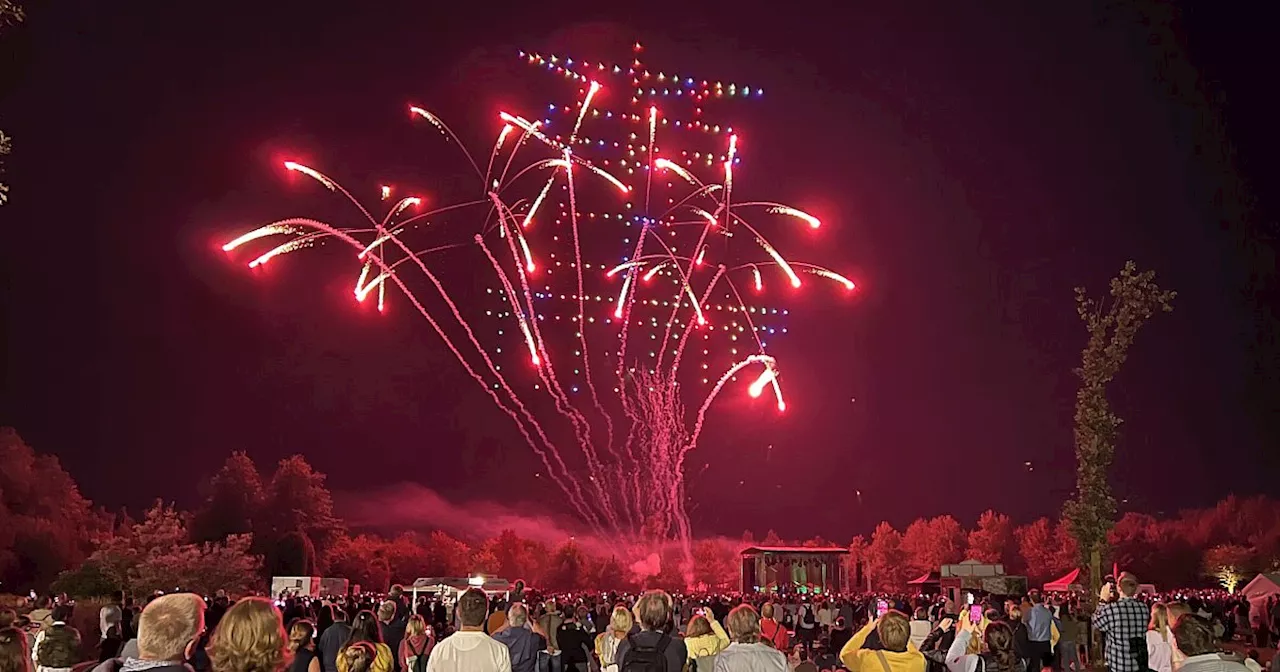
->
<box><xmin>608</xmin><ymin>606</ymin><xmax>633</xmax><ymax>635</ymax></box>
<box><xmin>1029</xmin><ymin>591</ymin><xmax>1043</xmax><ymax>605</ymax></box>
<box><xmin>760</xmin><ymin>602</ymin><xmax>776</xmax><ymax>621</ymax></box>
<box><xmin>138</xmin><ymin>593</ymin><xmax>207</xmax><ymax>662</ymax></box>
<box><xmin>983</xmin><ymin>622</ymin><xmax>1018</xmax><ymax>671</ymax></box>
<box><xmin>101</xmin><ymin>604</ymin><xmax>123</xmax><ymax>636</ymax></box>
<box><xmin>914</xmin><ymin>607</ymin><xmax>928</xmax><ymax>620</ymax></box>
<box><xmin>389</xmin><ymin>586</ymin><xmax>403</xmax><ymax>601</ymax></box>
<box><xmin>456</xmin><ymin>590</ymin><xmax>488</xmax><ymax>629</ymax></box>
<box><xmin>209</xmin><ymin>597</ymin><xmax>289</xmax><ymax>672</ymax></box>
<box><xmin>1008</xmin><ymin>606</ymin><xmax>1022</xmax><ymax>622</ymax></box>
<box><xmin>1118</xmin><ymin>573</ymin><xmax>1139</xmax><ymax>598</ymax></box>
<box><xmin>876</xmin><ymin>611</ymin><xmax>911</xmax><ymax>653</ymax></box>
<box><xmin>405</xmin><ymin>615</ymin><xmax>427</xmax><ymax>639</ymax></box>
<box><xmin>1172</xmin><ymin>615</ymin><xmax>1217</xmax><ymax>657</ymax></box>
<box><xmin>36</xmin><ymin>624</ymin><xmax>81</xmax><ymax>669</ymax></box>
<box><xmin>288</xmin><ymin>620</ymin><xmax>315</xmax><ymax>653</ymax></box>
<box><xmin>347</xmin><ymin>611</ymin><xmax>382</xmax><ymax>645</ymax></box>
<box><xmin>506</xmin><ymin>604</ymin><xmax>528</xmax><ymax>629</ymax></box>
<box><xmin>632</xmin><ymin>591</ymin><xmax>671</xmax><ymax>633</ymax></box>
<box><xmin>50</xmin><ymin>605</ymin><xmax>73</xmax><ymax>624</ymax></box>
<box><xmin>1150</xmin><ymin>603</ymin><xmax>1169</xmax><ymax>636</ymax></box>
<box><xmin>0</xmin><ymin>612</ymin><xmax>15</xmax><ymax>630</ymax></box>
<box><xmin>724</xmin><ymin>604</ymin><xmax>762</xmax><ymax>644</ymax></box>
<box><xmin>686</xmin><ymin>616</ymin><xmax>712</xmax><ymax>639</ymax></box>
<box><xmin>35</xmin><ymin>597</ymin><xmax>52</xmax><ymax>612</ymax></box>
<box><xmin>574</xmin><ymin>606</ymin><xmax>588</xmax><ymax>623</ymax></box>
<box><xmin>341</xmin><ymin>643</ymin><xmax>376</xmax><ymax>672</ymax></box>
<box><xmin>376</xmin><ymin>602</ymin><xmax>395</xmax><ymax>625</ymax></box>
<box><xmin>0</xmin><ymin>628</ymin><xmax>31</xmax><ymax>672</ymax></box>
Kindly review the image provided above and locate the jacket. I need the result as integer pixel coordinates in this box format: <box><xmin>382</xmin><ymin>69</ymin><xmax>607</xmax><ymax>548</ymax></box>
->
<box><xmin>1179</xmin><ymin>653</ymin><xmax>1251</xmax><ymax>672</ymax></box>
<box><xmin>712</xmin><ymin>642</ymin><xmax>787</xmax><ymax>672</ymax></box>
<box><xmin>840</xmin><ymin>621</ymin><xmax>927</xmax><ymax>672</ymax></box>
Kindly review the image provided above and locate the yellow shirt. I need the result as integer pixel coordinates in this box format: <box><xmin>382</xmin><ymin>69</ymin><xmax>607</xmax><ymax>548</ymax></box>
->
<box><xmin>336</xmin><ymin>643</ymin><xmax>393</xmax><ymax>672</ymax></box>
<box><xmin>839</xmin><ymin>621</ymin><xmax>928</xmax><ymax>672</ymax></box>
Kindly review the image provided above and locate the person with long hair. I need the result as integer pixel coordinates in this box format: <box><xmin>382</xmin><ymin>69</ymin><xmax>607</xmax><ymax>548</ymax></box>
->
<box><xmin>592</xmin><ymin>607</ymin><xmax>631</xmax><ymax>672</ymax></box>
<box><xmin>683</xmin><ymin>611</ymin><xmax>729</xmax><ymax>671</ymax></box>
<box><xmin>945</xmin><ymin>620</ymin><xmax>1025</xmax><ymax>672</ymax></box>
<box><xmin>337</xmin><ymin>612</ymin><xmax>390</xmax><ymax>672</ymax></box>
<box><xmin>1147</xmin><ymin>604</ymin><xmax>1173</xmax><ymax>672</ymax></box>
<box><xmin>209</xmin><ymin>598</ymin><xmax>290</xmax><ymax>672</ymax></box>
<box><xmin>0</xmin><ymin>628</ymin><xmax>32</xmax><ymax>672</ymax></box>
<box><xmin>287</xmin><ymin>621</ymin><xmax>320</xmax><ymax>672</ymax></box>
<box><xmin>398</xmin><ymin>616</ymin><xmax>432</xmax><ymax>672</ymax></box>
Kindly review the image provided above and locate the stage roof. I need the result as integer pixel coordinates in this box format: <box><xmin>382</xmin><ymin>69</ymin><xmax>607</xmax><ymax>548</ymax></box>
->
<box><xmin>741</xmin><ymin>546</ymin><xmax>850</xmax><ymax>555</ymax></box>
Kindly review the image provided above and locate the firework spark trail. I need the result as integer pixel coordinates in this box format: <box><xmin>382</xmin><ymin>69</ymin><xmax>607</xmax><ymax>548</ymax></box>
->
<box><xmin>570</xmin><ymin>81</ymin><xmax>601</xmax><ymax>142</ymax></box>
<box><xmin>719</xmin><ymin>269</ymin><xmax>786</xmax><ymax>411</ymax></box>
<box><xmin>487</xmin><ymin>194</ymin><xmax>624</xmax><ymax>532</ymax></box>
<box><xmin>667</xmin><ymin>265</ymin><xmax>727</xmax><ymax>383</ymax></box>
<box><xmin>563</xmin><ymin>148</ymin><xmax>622</xmax><ymax>519</ymax></box>
<box><xmin>227</xmin><ymin>218</ymin><xmax>604</xmax><ymax>526</ymax></box>
<box><xmin>483</xmin><ymin>124</ymin><xmax>514</xmax><ymax>191</ymax></box>
<box><xmin>409</xmin><ymin>106</ymin><xmax>483</xmax><ymax>179</ymax></box>
<box><xmin>474</xmin><ymin>230</ymin><xmax>607</xmax><ymax>530</ymax></box>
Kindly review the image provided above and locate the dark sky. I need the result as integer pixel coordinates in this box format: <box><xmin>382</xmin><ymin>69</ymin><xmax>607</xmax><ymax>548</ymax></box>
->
<box><xmin>2</xmin><ymin>0</ymin><xmax>1276</xmax><ymax>541</ymax></box>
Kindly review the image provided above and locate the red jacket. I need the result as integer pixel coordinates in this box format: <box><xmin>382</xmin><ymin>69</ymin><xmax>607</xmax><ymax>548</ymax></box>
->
<box><xmin>760</xmin><ymin>618</ymin><xmax>790</xmax><ymax>650</ymax></box>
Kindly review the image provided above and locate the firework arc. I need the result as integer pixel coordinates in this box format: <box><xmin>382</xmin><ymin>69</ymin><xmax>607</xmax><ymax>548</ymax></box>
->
<box><xmin>222</xmin><ymin>43</ymin><xmax>855</xmax><ymax>581</ymax></box>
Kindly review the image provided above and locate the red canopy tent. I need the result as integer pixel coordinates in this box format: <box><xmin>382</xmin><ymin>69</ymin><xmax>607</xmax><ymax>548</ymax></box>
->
<box><xmin>908</xmin><ymin>571</ymin><xmax>940</xmax><ymax>585</ymax></box>
<box><xmin>1044</xmin><ymin>569</ymin><xmax>1081</xmax><ymax>592</ymax></box>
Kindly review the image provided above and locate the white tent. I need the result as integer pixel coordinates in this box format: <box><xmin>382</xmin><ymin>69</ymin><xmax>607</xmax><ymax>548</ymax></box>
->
<box><xmin>1240</xmin><ymin>573</ymin><xmax>1280</xmax><ymax>602</ymax></box>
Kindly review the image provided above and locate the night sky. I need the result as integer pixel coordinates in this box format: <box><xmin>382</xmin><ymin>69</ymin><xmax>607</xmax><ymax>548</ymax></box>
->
<box><xmin>2</xmin><ymin>1</ymin><xmax>1276</xmax><ymax>541</ymax></box>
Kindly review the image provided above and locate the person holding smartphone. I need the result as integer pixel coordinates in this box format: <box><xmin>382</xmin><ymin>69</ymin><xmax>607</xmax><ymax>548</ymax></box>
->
<box><xmin>1093</xmin><ymin>573</ymin><xmax>1151</xmax><ymax>672</ymax></box>
<box><xmin>839</xmin><ymin>609</ymin><xmax>927</xmax><ymax>672</ymax></box>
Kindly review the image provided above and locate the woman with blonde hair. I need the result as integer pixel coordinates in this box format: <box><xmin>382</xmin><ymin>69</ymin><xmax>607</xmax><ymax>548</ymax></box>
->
<box><xmin>286</xmin><ymin>621</ymin><xmax>320</xmax><ymax>672</ymax></box>
<box><xmin>210</xmin><ymin>598</ymin><xmax>291</xmax><ymax>672</ymax></box>
<box><xmin>397</xmin><ymin>616</ymin><xmax>433</xmax><ymax>672</ymax></box>
<box><xmin>593</xmin><ymin>606</ymin><xmax>632</xmax><ymax>672</ymax></box>
<box><xmin>337</xmin><ymin>612</ymin><xmax>391</xmax><ymax>672</ymax></box>
<box><xmin>683</xmin><ymin>610</ymin><xmax>729</xmax><ymax>671</ymax></box>
<box><xmin>1147</xmin><ymin>603</ymin><xmax>1173</xmax><ymax>672</ymax></box>
<box><xmin>715</xmin><ymin>604</ymin><xmax>787</xmax><ymax>671</ymax></box>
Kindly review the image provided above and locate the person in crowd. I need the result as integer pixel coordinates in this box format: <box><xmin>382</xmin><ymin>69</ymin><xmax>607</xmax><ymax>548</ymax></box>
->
<box><xmin>317</xmin><ymin>609</ymin><xmax>351</xmax><ymax>672</ymax></box>
<box><xmin>398</xmin><ymin>616</ymin><xmax>433</xmax><ymax>672</ymax></box>
<box><xmin>288</xmin><ymin>620</ymin><xmax>320</xmax><ymax>672</ymax></box>
<box><xmin>98</xmin><ymin>606</ymin><xmax>124</xmax><ymax>663</ymax></box>
<box><xmin>758</xmin><ymin>603</ymin><xmax>790</xmax><ymax>651</ymax></box>
<box><xmin>34</xmin><ymin>624</ymin><xmax>80</xmax><ymax>672</ymax></box>
<box><xmin>713</xmin><ymin>603</ymin><xmax>787</xmax><ymax>671</ymax></box>
<box><xmin>423</xmin><ymin>590</ymin><xmax>509</xmax><ymax>672</ymax></box>
<box><xmin>817</xmin><ymin>601</ymin><xmax>835</xmax><ymax>634</ymax></box>
<box><xmin>486</xmin><ymin>601</ymin><xmax>507</xmax><ymax>638</ymax></box>
<box><xmin>1006</xmin><ymin>606</ymin><xmax>1032</xmax><ymax>669</ymax></box>
<box><xmin>491</xmin><ymin>603</ymin><xmax>542</xmax><ymax>672</ymax></box>
<box><xmin>841</xmin><ymin>610</ymin><xmax>926</xmax><ymax>672</ymax></box>
<box><xmin>683</xmin><ymin>609</ymin><xmax>730</xmax><ymax>670</ymax></box>
<box><xmin>208</xmin><ymin>597</ymin><xmax>289</xmax><ymax>672</ymax></box>
<box><xmin>1166</xmin><ymin>603</ymin><xmax>1192</xmax><ymax>672</ymax></box>
<box><xmin>1054</xmin><ymin>604</ymin><xmax>1082</xmax><ymax>672</ymax></box>
<box><xmin>793</xmin><ymin>646</ymin><xmax>819</xmax><ymax>672</ymax></box>
<box><xmin>1093</xmin><ymin>574</ymin><xmax>1152</xmax><ymax>672</ymax></box>
<box><xmin>27</xmin><ymin>600</ymin><xmax>53</xmax><ymax>633</ymax></box>
<box><xmin>376</xmin><ymin>604</ymin><xmax>405</xmax><ymax>672</ymax></box>
<box><xmin>1172</xmin><ymin>615</ymin><xmax>1249</xmax><ymax>672</ymax></box>
<box><xmin>536</xmin><ymin>602</ymin><xmax>563</xmax><ymax>658</ymax></box>
<box><xmin>556</xmin><ymin>607</ymin><xmax>592</xmax><ymax>672</ymax></box>
<box><xmin>614</xmin><ymin>591</ymin><xmax>687</xmax><ymax>672</ymax></box>
<box><xmin>1146</xmin><ymin>604</ymin><xmax>1173</xmax><ymax>672</ymax></box>
<box><xmin>909</xmin><ymin>609</ymin><xmax>932</xmax><ymax>652</ymax></box>
<box><xmin>797</xmin><ymin>599</ymin><xmax>819</xmax><ymax>650</ymax></box>
<box><xmin>1025</xmin><ymin>592</ymin><xmax>1054</xmax><ymax>670</ymax></box>
<box><xmin>592</xmin><ymin>606</ymin><xmax>631</xmax><ymax>672</ymax></box>
<box><xmin>920</xmin><ymin>617</ymin><xmax>957</xmax><ymax>672</ymax></box>
<box><xmin>944</xmin><ymin>619</ymin><xmax>1023</xmax><ymax>672</ymax></box>
<box><xmin>337</xmin><ymin>645</ymin><xmax>376</xmax><ymax>672</ymax></box>
<box><xmin>337</xmin><ymin>612</ymin><xmax>392</xmax><ymax>672</ymax></box>
<box><xmin>93</xmin><ymin>593</ymin><xmax>207</xmax><ymax>672</ymax></box>
<box><xmin>1</xmin><ymin>627</ymin><xmax>32</xmax><ymax>672</ymax></box>
<box><xmin>830</xmin><ymin>617</ymin><xmax>853</xmax><ymax>657</ymax></box>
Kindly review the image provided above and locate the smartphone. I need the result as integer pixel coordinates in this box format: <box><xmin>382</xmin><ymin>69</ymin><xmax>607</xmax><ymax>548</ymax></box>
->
<box><xmin>969</xmin><ymin>604</ymin><xmax>983</xmax><ymax>625</ymax></box>
<box><xmin>966</xmin><ymin>592</ymin><xmax>975</xmax><ymax>605</ymax></box>
<box><xmin>876</xmin><ymin>600</ymin><xmax>888</xmax><ymax>618</ymax></box>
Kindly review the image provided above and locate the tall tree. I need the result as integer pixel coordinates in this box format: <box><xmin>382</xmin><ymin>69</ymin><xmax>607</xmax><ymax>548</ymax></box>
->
<box><xmin>968</xmin><ymin>510</ymin><xmax>1016</xmax><ymax>567</ymax></box>
<box><xmin>864</xmin><ymin>522</ymin><xmax>908</xmax><ymax>590</ymax></box>
<box><xmin>259</xmin><ymin>455</ymin><xmax>343</xmax><ymax>563</ymax></box>
<box><xmin>191</xmin><ymin>452</ymin><xmax>264</xmax><ymax>543</ymax></box>
<box><xmin>903</xmin><ymin>516</ymin><xmax>967</xmax><ymax>575</ymax></box>
<box><xmin>1016</xmin><ymin>517</ymin><xmax>1077</xmax><ymax>583</ymax></box>
<box><xmin>1063</xmin><ymin>261</ymin><xmax>1175</xmax><ymax>596</ymax></box>
<box><xmin>1203</xmin><ymin>544</ymin><xmax>1255</xmax><ymax>593</ymax></box>
<box><xmin>544</xmin><ymin>540</ymin><xmax>585</xmax><ymax>591</ymax></box>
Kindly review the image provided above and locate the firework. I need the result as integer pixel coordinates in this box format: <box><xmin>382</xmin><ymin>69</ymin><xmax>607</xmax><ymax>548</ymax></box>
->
<box><xmin>222</xmin><ymin>43</ymin><xmax>855</xmax><ymax>581</ymax></box>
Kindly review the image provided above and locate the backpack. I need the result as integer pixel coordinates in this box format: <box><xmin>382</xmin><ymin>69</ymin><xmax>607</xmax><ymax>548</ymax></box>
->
<box><xmin>406</xmin><ymin>638</ymin><xmax>429</xmax><ymax>672</ymax></box>
<box><xmin>620</xmin><ymin>633</ymin><xmax>670</xmax><ymax>672</ymax></box>
<box><xmin>803</xmin><ymin>607</ymin><xmax>816</xmax><ymax>626</ymax></box>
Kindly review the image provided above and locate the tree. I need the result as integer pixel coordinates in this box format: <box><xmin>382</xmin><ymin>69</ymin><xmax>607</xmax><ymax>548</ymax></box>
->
<box><xmin>0</xmin><ymin>0</ymin><xmax>22</xmax><ymax>205</ymax></box>
<box><xmin>422</xmin><ymin>531</ymin><xmax>471</xmax><ymax>577</ymax></box>
<box><xmin>1108</xmin><ymin>512</ymin><xmax>1161</xmax><ymax>581</ymax></box>
<box><xmin>864</xmin><ymin>522</ymin><xmax>908</xmax><ymax>590</ymax></box>
<box><xmin>0</xmin><ymin>428</ymin><xmax>105</xmax><ymax>588</ymax></box>
<box><xmin>968</xmin><ymin>510</ymin><xmax>1015</xmax><ymax>567</ymax></box>
<box><xmin>544</xmin><ymin>540</ymin><xmax>585</xmax><ymax>591</ymax></box>
<box><xmin>259</xmin><ymin>455</ymin><xmax>343</xmax><ymax>564</ymax></box>
<box><xmin>1063</xmin><ymin>262</ymin><xmax>1175</xmax><ymax>597</ymax></box>
<box><xmin>191</xmin><ymin>452</ymin><xmax>264</xmax><ymax>543</ymax></box>
<box><xmin>691</xmin><ymin>539</ymin><xmax>739</xmax><ymax>590</ymax></box>
<box><xmin>51</xmin><ymin>560</ymin><xmax>118</xmax><ymax>598</ymax></box>
<box><xmin>1204</xmin><ymin>544</ymin><xmax>1255</xmax><ymax>593</ymax></box>
<box><xmin>266</xmin><ymin>530</ymin><xmax>317</xmax><ymax>577</ymax></box>
<box><xmin>1016</xmin><ymin>518</ymin><xmax>1077</xmax><ymax>583</ymax></box>
<box><xmin>848</xmin><ymin>535</ymin><xmax>867</xmax><ymax>591</ymax></box>
<box><xmin>903</xmin><ymin>516</ymin><xmax>967</xmax><ymax>575</ymax></box>
<box><xmin>323</xmin><ymin>533</ymin><xmax>392</xmax><ymax>591</ymax></box>
<box><xmin>762</xmin><ymin>530</ymin><xmax>783</xmax><ymax>546</ymax></box>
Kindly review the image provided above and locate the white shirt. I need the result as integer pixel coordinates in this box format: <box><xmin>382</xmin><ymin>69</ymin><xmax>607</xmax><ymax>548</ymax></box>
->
<box><xmin>1147</xmin><ymin>629</ymin><xmax>1173</xmax><ymax>672</ymax></box>
<box><xmin>425</xmin><ymin>631</ymin><xmax>511</xmax><ymax>672</ymax></box>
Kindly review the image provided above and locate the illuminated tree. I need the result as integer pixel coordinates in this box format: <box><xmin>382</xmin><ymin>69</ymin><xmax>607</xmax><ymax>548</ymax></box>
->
<box><xmin>865</xmin><ymin>522</ymin><xmax>908</xmax><ymax>590</ymax></box>
<box><xmin>1063</xmin><ymin>261</ymin><xmax>1175</xmax><ymax>597</ymax></box>
<box><xmin>423</xmin><ymin>530</ymin><xmax>471</xmax><ymax>576</ymax></box>
<box><xmin>763</xmin><ymin>530</ymin><xmax>783</xmax><ymax>546</ymax></box>
<box><xmin>903</xmin><ymin>516</ymin><xmax>967</xmax><ymax>574</ymax></box>
<box><xmin>968</xmin><ymin>510</ymin><xmax>1015</xmax><ymax>567</ymax></box>
<box><xmin>191</xmin><ymin>451</ymin><xmax>264</xmax><ymax>543</ymax></box>
<box><xmin>1016</xmin><ymin>517</ymin><xmax>1077</xmax><ymax>583</ymax></box>
<box><xmin>1203</xmin><ymin>544</ymin><xmax>1255</xmax><ymax>593</ymax></box>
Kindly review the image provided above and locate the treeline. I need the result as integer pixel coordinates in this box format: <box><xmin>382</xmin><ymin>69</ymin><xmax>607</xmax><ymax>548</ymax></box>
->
<box><xmin>2</xmin><ymin>428</ymin><xmax>1276</xmax><ymax>596</ymax></box>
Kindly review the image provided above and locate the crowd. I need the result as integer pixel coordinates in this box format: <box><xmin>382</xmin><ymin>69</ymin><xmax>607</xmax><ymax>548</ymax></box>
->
<box><xmin>0</xmin><ymin>573</ymin><xmax>1273</xmax><ymax>672</ymax></box>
